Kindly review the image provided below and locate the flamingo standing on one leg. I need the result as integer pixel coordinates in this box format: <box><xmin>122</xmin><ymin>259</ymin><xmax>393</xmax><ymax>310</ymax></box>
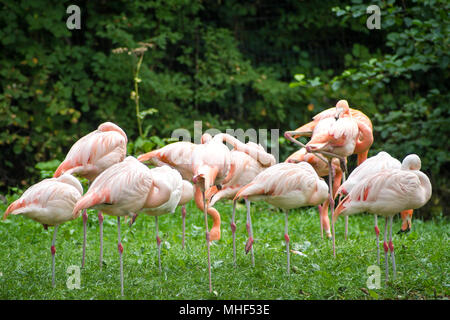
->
<box><xmin>336</xmin><ymin>152</ymin><xmax>420</xmax><ymax>264</ymax></box>
<box><xmin>204</xmin><ymin>141</ymin><xmax>276</xmax><ymax>266</ymax></box>
<box><xmin>54</xmin><ymin>122</ymin><xmax>127</xmax><ymax>268</ymax></box>
<box><xmin>333</xmin><ymin>154</ymin><xmax>431</xmax><ymax>283</ymax></box>
<box><xmin>137</xmin><ymin>141</ymin><xmax>196</xmax><ymax>249</ymax></box>
<box><xmin>3</xmin><ymin>174</ymin><xmax>83</xmax><ymax>287</ymax></box>
<box><xmin>285</xmin><ymin>147</ymin><xmax>342</xmax><ymax>239</ymax></box>
<box><xmin>72</xmin><ymin>156</ymin><xmax>185</xmax><ymax>296</ymax></box>
<box><xmin>234</xmin><ymin>162</ymin><xmax>329</xmax><ymax>274</ymax></box>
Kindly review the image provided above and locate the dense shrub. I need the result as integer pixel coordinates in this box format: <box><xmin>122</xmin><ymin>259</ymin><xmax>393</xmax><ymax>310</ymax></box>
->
<box><xmin>0</xmin><ymin>0</ymin><xmax>448</xmax><ymax>216</ymax></box>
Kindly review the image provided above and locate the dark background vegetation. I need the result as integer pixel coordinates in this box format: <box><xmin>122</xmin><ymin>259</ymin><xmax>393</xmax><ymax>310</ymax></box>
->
<box><xmin>1</xmin><ymin>0</ymin><xmax>448</xmax><ymax>217</ymax></box>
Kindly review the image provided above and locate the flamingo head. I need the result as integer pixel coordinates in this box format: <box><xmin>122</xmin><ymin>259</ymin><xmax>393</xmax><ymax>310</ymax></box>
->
<box><xmin>401</xmin><ymin>154</ymin><xmax>421</xmax><ymax>171</ymax></box>
<box><xmin>334</xmin><ymin>100</ymin><xmax>350</xmax><ymax>119</ymax></box>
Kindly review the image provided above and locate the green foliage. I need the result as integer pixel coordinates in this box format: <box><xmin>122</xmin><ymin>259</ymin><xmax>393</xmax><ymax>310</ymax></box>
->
<box><xmin>35</xmin><ymin>159</ymin><xmax>61</xmax><ymax>179</ymax></box>
<box><xmin>0</xmin><ymin>0</ymin><xmax>448</xmax><ymax>216</ymax></box>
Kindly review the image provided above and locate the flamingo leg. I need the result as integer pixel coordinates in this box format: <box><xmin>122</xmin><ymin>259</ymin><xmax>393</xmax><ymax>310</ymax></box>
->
<box><xmin>181</xmin><ymin>205</ymin><xmax>186</xmax><ymax>250</ymax></box>
<box><xmin>341</xmin><ymin>170</ymin><xmax>348</xmax><ymax>241</ymax></box>
<box><xmin>99</xmin><ymin>211</ymin><xmax>104</xmax><ymax>269</ymax></box>
<box><xmin>328</xmin><ymin>160</ymin><xmax>336</xmax><ymax>257</ymax></box>
<box><xmin>389</xmin><ymin>216</ymin><xmax>396</xmax><ymax>279</ymax></box>
<box><xmin>374</xmin><ymin>215</ymin><xmax>380</xmax><ymax>265</ymax></box>
<box><xmin>155</xmin><ymin>216</ymin><xmax>162</xmax><ymax>272</ymax></box>
<box><xmin>202</xmin><ymin>190</ymin><xmax>212</xmax><ymax>293</ymax></box>
<box><xmin>117</xmin><ymin>216</ymin><xmax>124</xmax><ymax>296</ymax></box>
<box><xmin>383</xmin><ymin>216</ymin><xmax>389</xmax><ymax>285</ymax></box>
<box><xmin>244</xmin><ymin>198</ymin><xmax>255</xmax><ymax>267</ymax></box>
<box><xmin>318</xmin><ymin>204</ymin><xmax>324</xmax><ymax>239</ymax></box>
<box><xmin>231</xmin><ymin>200</ymin><xmax>237</xmax><ymax>267</ymax></box>
<box><xmin>81</xmin><ymin>209</ymin><xmax>88</xmax><ymax>268</ymax></box>
<box><xmin>284</xmin><ymin>210</ymin><xmax>290</xmax><ymax>275</ymax></box>
<box><xmin>51</xmin><ymin>225</ymin><xmax>59</xmax><ymax>287</ymax></box>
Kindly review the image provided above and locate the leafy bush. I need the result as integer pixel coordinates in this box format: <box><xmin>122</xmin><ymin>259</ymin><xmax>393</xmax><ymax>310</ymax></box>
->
<box><xmin>0</xmin><ymin>0</ymin><xmax>447</xmax><ymax>217</ymax></box>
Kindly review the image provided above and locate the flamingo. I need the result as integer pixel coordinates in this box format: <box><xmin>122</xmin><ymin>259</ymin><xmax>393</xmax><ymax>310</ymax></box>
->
<box><xmin>333</xmin><ymin>154</ymin><xmax>431</xmax><ymax>283</ymax></box>
<box><xmin>234</xmin><ymin>162</ymin><xmax>329</xmax><ymax>274</ymax></box>
<box><xmin>190</xmin><ymin>133</ymin><xmax>233</xmax><ymax>293</ymax></box>
<box><xmin>72</xmin><ymin>156</ymin><xmax>187</xmax><ymax>296</ymax></box>
<box><xmin>286</xmin><ymin>100</ymin><xmax>360</xmax><ymax>256</ymax></box>
<box><xmin>191</xmin><ymin>132</ymin><xmax>274</xmax><ymax>292</ymax></box>
<box><xmin>290</xmin><ymin>104</ymin><xmax>373</xmax><ymax>165</ymax></box>
<box><xmin>54</xmin><ymin>122</ymin><xmax>127</xmax><ymax>268</ymax></box>
<box><xmin>137</xmin><ymin>141</ymin><xmax>196</xmax><ymax>249</ymax></box>
<box><xmin>285</xmin><ymin>148</ymin><xmax>342</xmax><ymax>239</ymax></box>
<box><xmin>335</xmin><ymin>152</ymin><xmax>420</xmax><ymax>264</ymax></box>
<box><xmin>286</xmin><ymin>101</ymin><xmax>373</xmax><ymax>241</ymax></box>
<box><xmin>3</xmin><ymin>174</ymin><xmax>83</xmax><ymax>287</ymax></box>
<box><xmin>139</xmin><ymin>167</ymin><xmax>194</xmax><ymax>272</ymax></box>
<box><xmin>204</xmin><ymin>141</ymin><xmax>276</xmax><ymax>266</ymax></box>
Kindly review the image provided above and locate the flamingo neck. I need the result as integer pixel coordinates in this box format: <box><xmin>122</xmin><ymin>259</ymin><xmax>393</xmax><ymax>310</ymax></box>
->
<box><xmin>194</xmin><ymin>186</ymin><xmax>221</xmax><ymax>241</ymax></box>
<box><xmin>354</xmin><ymin>121</ymin><xmax>373</xmax><ymax>155</ymax></box>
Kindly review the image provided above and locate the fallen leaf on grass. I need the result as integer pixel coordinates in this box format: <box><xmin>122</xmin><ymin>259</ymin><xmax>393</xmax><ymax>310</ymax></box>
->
<box><xmin>291</xmin><ymin>250</ymin><xmax>307</xmax><ymax>257</ymax></box>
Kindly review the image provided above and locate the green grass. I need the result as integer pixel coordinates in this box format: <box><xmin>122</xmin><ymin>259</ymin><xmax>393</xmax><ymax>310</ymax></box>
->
<box><xmin>0</xmin><ymin>199</ymin><xmax>449</xmax><ymax>300</ymax></box>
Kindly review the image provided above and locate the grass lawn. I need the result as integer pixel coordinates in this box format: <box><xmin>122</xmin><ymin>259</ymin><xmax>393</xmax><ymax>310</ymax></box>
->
<box><xmin>0</xmin><ymin>199</ymin><xmax>448</xmax><ymax>300</ymax></box>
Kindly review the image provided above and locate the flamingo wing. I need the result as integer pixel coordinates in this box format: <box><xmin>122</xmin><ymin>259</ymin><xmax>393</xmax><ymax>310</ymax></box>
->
<box><xmin>4</xmin><ymin>175</ymin><xmax>83</xmax><ymax>225</ymax></box>
<box><xmin>55</xmin><ymin>125</ymin><xmax>127</xmax><ymax>180</ymax></box>
<box><xmin>337</xmin><ymin>151</ymin><xmax>401</xmax><ymax>195</ymax></box>
<box><xmin>73</xmin><ymin>157</ymin><xmax>153</xmax><ymax>216</ymax></box>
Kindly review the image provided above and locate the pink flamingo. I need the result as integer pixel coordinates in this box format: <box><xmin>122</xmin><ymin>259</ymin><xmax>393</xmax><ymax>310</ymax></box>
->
<box><xmin>285</xmin><ymin>148</ymin><xmax>342</xmax><ymax>239</ymax></box>
<box><xmin>333</xmin><ymin>154</ymin><xmax>431</xmax><ymax>283</ymax></box>
<box><xmin>290</xmin><ymin>103</ymin><xmax>373</xmax><ymax>165</ymax></box>
<box><xmin>54</xmin><ymin>122</ymin><xmax>127</xmax><ymax>268</ymax></box>
<box><xmin>205</xmin><ymin>141</ymin><xmax>276</xmax><ymax>266</ymax></box>
<box><xmin>286</xmin><ymin>100</ymin><xmax>360</xmax><ymax>256</ymax></box>
<box><xmin>335</xmin><ymin>152</ymin><xmax>421</xmax><ymax>264</ymax></box>
<box><xmin>139</xmin><ymin>166</ymin><xmax>193</xmax><ymax>272</ymax></box>
<box><xmin>72</xmin><ymin>156</ymin><xmax>189</xmax><ymax>296</ymax></box>
<box><xmin>137</xmin><ymin>141</ymin><xmax>196</xmax><ymax>249</ymax></box>
<box><xmin>3</xmin><ymin>174</ymin><xmax>83</xmax><ymax>287</ymax></box>
<box><xmin>191</xmin><ymin>132</ymin><xmax>274</xmax><ymax>291</ymax></box>
<box><xmin>286</xmin><ymin>100</ymin><xmax>374</xmax><ymax>241</ymax></box>
<box><xmin>234</xmin><ymin>162</ymin><xmax>329</xmax><ymax>274</ymax></box>
<box><xmin>190</xmin><ymin>133</ymin><xmax>233</xmax><ymax>293</ymax></box>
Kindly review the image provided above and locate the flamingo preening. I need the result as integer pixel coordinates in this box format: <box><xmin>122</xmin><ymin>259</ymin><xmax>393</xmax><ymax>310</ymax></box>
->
<box><xmin>286</xmin><ymin>100</ymin><xmax>360</xmax><ymax>255</ymax></box>
<box><xmin>290</xmin><ymin>103</ymin><xmax>373</xmax><ymax>165</ymax></box>
<box><xmin>3</xmin><ymin>174</ymin><xmax>83</xmax><ymax>287</ymax></box>
<box><xmin>54</xmin><ymin>122</ymin><xmax>127</xmax><ymax>268</ymax></box>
